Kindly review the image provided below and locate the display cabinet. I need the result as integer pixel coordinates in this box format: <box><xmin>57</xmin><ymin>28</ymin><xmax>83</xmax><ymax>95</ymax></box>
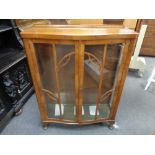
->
<box><xmin>21</xmin><ymin>25</ymin><xmax>137</xmax><ymax>128</ymax></box>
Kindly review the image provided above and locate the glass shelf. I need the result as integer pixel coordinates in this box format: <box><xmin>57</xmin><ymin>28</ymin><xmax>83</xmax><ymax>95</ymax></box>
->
<box><xmin>46</xmin><ymin>102</ymin><xmax>110</xmax><ymax>121</ymax></box>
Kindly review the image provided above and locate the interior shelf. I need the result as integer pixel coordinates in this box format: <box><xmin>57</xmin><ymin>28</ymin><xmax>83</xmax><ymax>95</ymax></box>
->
<box><xmin>0</xmin><ymin>26</ymin><xmax>12</xmax><ymax>33</ymax></box>
<box><xmin>0</xmin><ymin>48</ymin><xmax>25</xmax><ymax>74</ymax></box>
<box><xmin>47</xmin><ymin>102</ymin><xmax>110</xmax><ymax>121</ymax></box>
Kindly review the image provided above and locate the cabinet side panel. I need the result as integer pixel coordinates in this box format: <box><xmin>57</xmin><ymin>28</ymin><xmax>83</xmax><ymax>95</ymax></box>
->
<box><xmin>109</xmin><ymin>39</ymin><xmax>136</xmax><ymax>120</ymax></box>
<box><xmin>23</xmin><ymin>39</ymin><xmax>48</xmax><ymax>122</ymax></box>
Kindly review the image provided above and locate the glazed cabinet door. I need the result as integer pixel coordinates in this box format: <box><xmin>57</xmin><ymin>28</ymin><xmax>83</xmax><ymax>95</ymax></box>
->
<box><xmin>33</xmin><ymin>43</ymin><xmax>78</xmax><ymax>121</ymax></box>
<box><xmin>79</xmin><ymin>43</ymin><xmax>123</xmax><ymax>122</ymax></box>
<box><xmin>27</xmin><ymin>40</ymin><xmax>129</xmax><ymax>124</ymax></box>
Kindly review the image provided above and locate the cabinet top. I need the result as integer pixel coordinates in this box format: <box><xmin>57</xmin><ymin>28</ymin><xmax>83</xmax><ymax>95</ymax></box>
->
<box><xmin>21</xmin><ymin>25</ymin><xmax>138</xmax><ymax>40</ymax></box>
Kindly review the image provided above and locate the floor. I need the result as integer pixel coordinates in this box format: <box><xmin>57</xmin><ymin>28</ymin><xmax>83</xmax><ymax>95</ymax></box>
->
<box><xmin>1</xmin><ymin>57</ymin><xmax>155</xmax><ymax>135</ymax></box>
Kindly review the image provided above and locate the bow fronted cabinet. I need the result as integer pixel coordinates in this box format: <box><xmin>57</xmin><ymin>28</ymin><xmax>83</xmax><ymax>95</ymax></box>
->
<box><xmin>21</xmin><ymin>25</ymin><xmax>138</xmax><ymax>129</ymax></box>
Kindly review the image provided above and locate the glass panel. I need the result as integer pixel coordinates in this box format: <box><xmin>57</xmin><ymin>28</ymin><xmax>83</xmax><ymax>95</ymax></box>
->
<box><xmin>82</xmin><ymin>44</ymin><xmax>122</xmax><ymax>121</ymax></box>
<box><xmin>34</xmin><ymin>43</ymin><xmax>76</xmax><ymax>121</ymax></box>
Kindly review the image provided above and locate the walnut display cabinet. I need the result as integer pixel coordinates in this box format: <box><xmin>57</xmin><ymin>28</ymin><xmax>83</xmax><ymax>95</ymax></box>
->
<box><xmin>21</xmin><ymin>25</ymin><xmax>137</xmax><ymax>129</ymax></box>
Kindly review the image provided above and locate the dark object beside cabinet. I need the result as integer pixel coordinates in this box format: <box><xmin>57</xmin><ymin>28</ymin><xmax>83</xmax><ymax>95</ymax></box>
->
<box><xmin>0</xmin><ymin>19</ymin><xmax>33</xmax><ymax>132</ymax></box>
<box><xmin>137</xmin><ymin>19</ymin><xmax>155</xmax><ymax>57</ymax></box>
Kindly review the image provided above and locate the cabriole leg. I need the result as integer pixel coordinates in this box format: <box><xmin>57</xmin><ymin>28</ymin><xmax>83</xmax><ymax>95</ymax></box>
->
<box><xmin>15</xmin><ymin>108</ymin><xmax>23</xmax><ymax>116</ymax></box>
<box><xmin>43</xmin><ymin>122</ymin><xmax>48</xmax><ymax>130</ymax></box>
<box><xmin>108</xmin><ymin>122</ymin><xmax>119</xmax><ymax>130</ymax></box>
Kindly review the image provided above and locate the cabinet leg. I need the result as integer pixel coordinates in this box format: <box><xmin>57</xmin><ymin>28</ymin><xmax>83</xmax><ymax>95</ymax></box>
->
<box><xmin>43</xmin><ymin>123</ymin><xmax>48</xmax><ymax>130</ymax></box>
<box><xmin>108</xmin><ymin>122</ymin><xmax>119</xmax><ymax>130</ymax></box>
<box><xmin>15</xmin><ymin>108</ymin><xmax>23</xmax><ymax>116</ymax></box>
